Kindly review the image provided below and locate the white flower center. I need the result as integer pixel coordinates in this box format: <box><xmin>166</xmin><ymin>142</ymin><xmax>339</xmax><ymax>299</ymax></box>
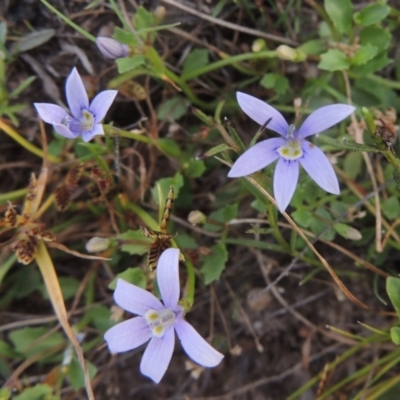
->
<box><xmin>62</xmin><ymin>110</ymin><xmax>94</xmax><ymax>133</ymax></box>
<box><xmin>144</xmin><ymin>308</ymin><xmax>176</xmax><ymax>338</ymax></box>
<box><xmin>277</xmin><ymin>124</ymin><xmax>303</xmax><ymax>160</ymax></box>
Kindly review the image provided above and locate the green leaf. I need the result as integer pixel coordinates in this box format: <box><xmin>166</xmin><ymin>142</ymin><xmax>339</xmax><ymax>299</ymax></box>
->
<box><xmin>260</xmin><ymin>73</ymin><xmax>289</xmax><ymax>95</ymax></box>
<box><xmin>344</xmin><ymin>151</ymin><xmax>363</xmax><ymax>179</ymax></box>
<box><xmin>351</xmin><ymin>44</ymin><xmax>378</xmax><ymax>66</ymax></box>
<box><xmin>9</xmin><ymin>327</ymin><xmax>64</xmax><ymax>359</ymax></box>
<box><xmin>309</xmin><ymin>208</ymin><xmax>335</xmax><ymax>241</ymax></box>
<box><xmin>10</xmin><ymin>29</ymin><xmax>55</xmax><ymax>54</ymax></box>
<box><xmin>200</xmin><ymin>143</ymin><xmax>233</xmax><ymax>159</ymax></box>
<box><xmin>88</xmin><ymin>304</ymin><xmax>117</xmax><ymax>333</ymax></box>
<box><xmin>40</xmin><ymin>276</ymin><xmax>80</xmax><ymax>301</ymax></box>
<box><xmin>354</xmin><ymin>4</ymin><xmax>390</xmax><ymax>27</ymax></box>
<box><xmin>157</xmin><ymin>96</ymin><xmax>190</xmax><ymax>121</ymax></box>
<box><xmin>324</xmin><ymin>0</ymin><xmax>353</xmax><ymax>35</ymax></box>
<box><xmin>174</xmin><ymin>231</ymin><xmax>198</xmax><ymax>249</ymax></box>
<box><xmin>151</xmin><ymin>172</ymin><xmax>184</xmax><ymax>206</ymax></box>
<box><xmin>381</xmin><ymin>197</ymin><xmax>400</xmax><ymax>220</ymax></box>
<box><xmin>134</xmin><ymin>6</ymin><xmax>155</xmax><ymax>31</ymax></box>
<box><xmin>351</xmin><ymin>52</ymin><xmax>392</xmax><ymax>75</ymax></box>
<box><xmin>390</xmin><ymin>327</ymin><xmax>400</xmax><ymax>345</ymax></box>
<box><xmin>112</xmin><ymin>27</ymin><xmax>138</xmax><ymax>45</ymax></box>
<box><xmin>292</xmin><ymin>210</ymin><xmax>313</xmax><ymax>228</ymax></box>
<box><xmin>0</xmin><ymin>388</ymin><xmax>11</xmax><ymax>400</ymax></box>
<box><xmin>68</xmin><ymin>357</ymin><xmax>97</xmax><ymax>391</ymax></box>
<box><xmin>298</xmin><ymin>39</ymin><xmax>325</xmax><ymax>55</ymax></box>
<box><xmin>359</xmin><ymin>26</ymin><xmax>391</xmax><ymax>50</ymax></box>
<box><xmin>182</xmin><ymin>49</ymin><xmax>209</xmax><ymax>76</ymax></box>
<box><xmin>157</xmin><ymin>138</ymin><xmax>182</xmax><ymax>158</ymax></box>
<box><xmin>118</xmin><ymin>229</ymin><xmax>150</xmax><ymax>255</ymax></box>
<box><xmin>184</xmin><ymin>159</ymin><xmax>206</xmax><ymax>178</ymax></box>
<box><xmin>318</xmin><ymin>49</ymin><xmax>350</xmax><ymax>71</ymax></box>
<box><xmin>387</xmin><ymin>277</ymin><xmax>400</xmax><ymax>318</ymax></box>
<box><xmin>201</xmin><ymin>242</ymin><xmax>228</xmax><ymax>284</ymax></box>
<box><xmin>0</xmin><ymin>340</ymin><xmax>20</xmax><ymax>359</ymax></box>
<box><xmin>333</xmin><ymin>223</ymin><xmax>362</xmax><ymax>240</ymax></box>
<box><xmin>108</xmin><ymin>268</ymin><xmax>147</xmax><ymax>290</ymax></box>
<box><xmin>116</xmin><ymin>56</ymin><xmax>146</xmax><ymax>73</ymax></box>
<box><xmin>203</xmin><ymin>203</ymin><xmax>238</xmax><ymax>232</ymax></box>
<box><xmin>13</xmin><ymin>384</ymin><xmax>52</xmax><ymax>400</ymax></box>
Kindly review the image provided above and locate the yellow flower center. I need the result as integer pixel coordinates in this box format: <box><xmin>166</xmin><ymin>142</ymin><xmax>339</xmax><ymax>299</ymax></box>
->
<box><xmin>144</xmin><ymin>308</ymin><xmax>176</xmax><ymax>338</ymax></box>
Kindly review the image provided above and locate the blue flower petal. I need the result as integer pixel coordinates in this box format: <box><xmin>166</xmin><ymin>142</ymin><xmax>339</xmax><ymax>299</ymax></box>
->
<box><xmin>104</xmin><ymin>317</ymin><xmax>151</xmax><ymax>353</ymax></box>
<box><xmin>157</xmin><ymin>248</ymin><xmax>180</xmax><ymax>309</ymax></box>
<box><xmin>81</xmin><ymin>124</ymin><xmax>104</xmax><ymax>142</ymax></box>
<box><xmin>89</xmin><ymin>90</ymin><xmax>118</xmax><ymax>123</ymax></box>
<box><xmin>236</xmin><ymin>92</ymin><xmax>289</xmax><ymax>136</ymax></box>
<box><xmin>175</xmin><ymin>319</ymin><xmax>224</xmax><ymax>367</ymax></box>
<box><xmin>228</xmin><ymin>138</ymin><xmax>284</xmax><ymax>178</ymax></box>
<box><xmin>300</xmin><ymin>141</ymin><xmax>340</xmax><ymax>194</ymax></box>
<box><xmin>140</xmin><ymin>328</ymin><xmax>175</xmax><ymax>383</ymax></box>
<box><xmin>66</xmin><ymin>67</ymin><xmax>89</xmax><ymax>120</ymax></box>
<box><xmin>273</xmin><ymin>158</ymin><xmax>299</xmax><ymax>212</ymax></box>
<box><xmin>297</xmin><ymin>104</ymin><xmax>355</xmax><ymax>139</ymax></box>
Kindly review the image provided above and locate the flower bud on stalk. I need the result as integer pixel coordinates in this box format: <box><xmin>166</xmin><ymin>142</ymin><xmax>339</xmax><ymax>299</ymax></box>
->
<box><xmin>96</xmin><ymin>37</ymin><xmax>130</xmax><ymax>59</ymax></box>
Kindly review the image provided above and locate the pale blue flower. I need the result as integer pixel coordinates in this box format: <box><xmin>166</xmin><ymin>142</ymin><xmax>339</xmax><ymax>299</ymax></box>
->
<box><xmin>96</xmin><ymin>37</ymin><xmax>130</xmax><ymax>60</ymax></box>
<box><xmin>34</xmin><ymin>67</ymin><xmax>117</xmax><ymax>142</ymax></box>
<box><xmin>104</xmin><ymin>248</ymin><xmax>224</xmax><ymax>383</ymax></box>
<box><xmin>228</xmin><ymin>92</ymin><xmax>355</xmax><ymax>212</ymax></box>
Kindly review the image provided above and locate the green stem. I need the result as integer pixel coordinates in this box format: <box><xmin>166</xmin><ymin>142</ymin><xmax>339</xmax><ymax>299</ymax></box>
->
<box><xmin>181</xmin><ymin>50</ymin><xmax>276</xmax><ymax>81</ymax></box>
<box><xmin>266</xmin><ymin>201</ymin><xmax>290</xmax><ymax>251</ymax></box>
<box><xmin>0</xmin><ymin>254</ymin><xmax>17</xmax><ymax>287</ymax></box>
<box><xmin>103</xmin><ymin>124</ymin><xmax>153</xmax><ymax>144</ymax></box>
<box><xmin>0</xmin><ymin>119</ymin><xmax>60</xmax><ymax>163</ymax></box>
<box><xmin>181</xmin><ymin>257</ymin><xmax>195</xmax><ymax>311</ymax></box>
<box><xmin>0</xmin><ymin>188</ymin><xmax>28</xmax><ymax>205</ymax></box>
<box><xmin>40</xmin><ymin>0</ymin><xmax>96</xmax><ymax>41</ymax></box>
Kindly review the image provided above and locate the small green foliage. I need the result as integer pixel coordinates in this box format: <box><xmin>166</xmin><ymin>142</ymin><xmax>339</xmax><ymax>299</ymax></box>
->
<box><xmin>116</xmin><ymin>56</ymin><xmax>146</xmax><ymax>73</ymax></box>
<box><xmin>359</xmin><ymin>26</ymin><xmax>391</xmax><ymax>50</ymax></box>
<box><xmin>381</xmin><ymin>197</ymin><xmax>400</xmax><ymax>220</ymax></box>
<box><xmin>9</xmin><ymin>327</ymin><xmax>64</xmax><ymax>359</ymax></box>
<box><xmin>13</xmin><ymin>384</ymin><xmax>54</xmax><ymax>400</ymax></box>
<box><xmin>260</xmin><ymin>73</ymin><xmax>289</xmax><ymax>95</ymax></box>
<box><xmin>119</xmin><ymin>229</ymin><xmax>150</xmax><ymax>255</ymax></box>
<box><xmin>151</xmin><ymin>173</ymin><xmax>184</xmax><ymax>206</ymax></box>
<box><xmin>201</xmin><ymin>242</ymin><xmax>228</xmax><ymax>284</ymax></box>
<box><xmin>10</xmin><ymin>29</ymin><xmax>55</xmax><ymax>55</ymax></box>
<box><xmin>387</xmin><ymin>277</ymin><xmax>400</xmax><ymax>318</ymax></box>
<box><xmin>324</xmin><ymin>0</ymin><xmax>353</xmax><ymax>35</ymax></box>
<box><xmin>40</xmin><ymin>276</ymin><xmax>80</xmax><ymax>301</ymax></box>
<box><xmin>292</xmin><ymin>209</ymin><xmax>313</xmax><ymax>228</ymax></box>
<box><xmin>203</xmin><ymin>203</ymin><xmax>238</xmax><ymax>232</ymax></box>
<box><xmin>351</xmin><ymin>44</ymin><xmax>378</xmax><ymax>66</ymax></box>
<box><xmin>67</xmin><ymin>357</ymin><xmax>97</xmax><ymax>391</ymax></box>
<box><xmin>108</xmin><ymin>268</ymin><xmax>147</xmax><ymax>290</ymax></box>
<box><xmin>157</xmin><ymin>138</ymin><xmax>182</xmax><ymax>158</ymax></box>
<box><xmin>157</xmin><ymin>96</ymin><xmax>190</xmax><ymax>121</ymax></box>
<box><xmin>0</xmin><ymin>388</ymin><xmax>11</xmax><ymax>400</ymax></box>
<box><xmin>182</xmin><ymin>49</ymin><xmax>209</xmax><ymax>76</ymax></box>
<box><xmin>353</xmin><ymin>4</ymin><xmax>390</xmax><ymax>27</ymax></box>
<box><xmin>343</xmin><ymin>152</ymin><xmax>363</xmax><ymax>180</ymax></box>
<box><xmin>318</xmin><ymin>49</ymin><xmax>350</xmax><ymax>71</ymax></box>
<box><xmin>390</xmin><ymin>327</ymin><xmax>400</xmax><ymax>345</ymax></box>
<box><xmin>333</xmin><ymin>223</ymin><xmax>362</xmax><ymax>240</ymax></box>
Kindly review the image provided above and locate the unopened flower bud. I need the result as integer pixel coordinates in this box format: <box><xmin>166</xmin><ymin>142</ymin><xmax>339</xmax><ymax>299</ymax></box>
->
<box><xmin>252</xmin><ymin>39</ymin><xmax>267</xmax><ymax>53</ymax></box>
<box><xmin>188</xmin><ymin>210</ymin><xmax>206</xmax><ymax>226</ymax></box>
<box><xmin>96</xmin><ymin>37</ymin><xmax>130</xmax><ymax>60</ymax></box>
<box><xmin>86</xmin><ymin>236</ymin><xmax>111</xmax><ymax>253</ymax></box>
<box><xmin>276</xmin><ymin>45</ymin><xmax>306</xmax><ymax>62</ymax></box>
<box><xmin>153</xmin><ymin>6</ymin><xmax>166</xmax><ymax>21</ymax></box>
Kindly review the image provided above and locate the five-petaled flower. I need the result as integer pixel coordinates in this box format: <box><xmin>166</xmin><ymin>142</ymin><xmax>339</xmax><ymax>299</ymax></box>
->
<box><xmin>34</xmin><ymin>67</ymin><xmax>117</xmax><ymax>142</ymax></box>
<box><xmin>228</xmin><ymin>92</ymin><xmax>355</xmax><ymax>212</ymax></box>
<box><xmin>104</xmin><ymin>248</ymin><xmax>224</xmax><ymax>383</ymax></box>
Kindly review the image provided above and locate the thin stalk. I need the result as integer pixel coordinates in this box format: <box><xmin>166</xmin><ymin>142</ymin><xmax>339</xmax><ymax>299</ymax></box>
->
<box><xmin>0</xmin><ymin>119</ymin><xmax>60</xmax><ymax>163</ymax></box>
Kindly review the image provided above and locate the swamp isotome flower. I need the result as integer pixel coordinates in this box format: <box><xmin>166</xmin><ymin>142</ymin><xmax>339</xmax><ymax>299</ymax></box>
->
<box><xmin>34</xmin><ymin>68</ymin><xmax>117</xmax><ymax>142</ymax></box>
<box><xmin>228</xmin><ymin>92</ymin><xmax>355</xmax><ymax>212</ymax></box>
<box><xmin>104</xmin><ymin>248</ymin><xmax>224</xmax><ymax>383</ymax></box>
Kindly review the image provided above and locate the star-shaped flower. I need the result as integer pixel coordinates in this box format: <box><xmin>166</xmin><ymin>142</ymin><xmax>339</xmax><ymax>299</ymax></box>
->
<box><xmin>104</xmin><ymin>248</ymin><xmax>224</xmax><ymax>383</ymax></box>
<box><xmin>34</xmin><ymin>68</ymin><xmax>117</xmax><ymax>142</ymax></box>
<box><xmin>228</xmin><ymin>92</ymin><xmax>355</xmax><ymax>212</ymax></box>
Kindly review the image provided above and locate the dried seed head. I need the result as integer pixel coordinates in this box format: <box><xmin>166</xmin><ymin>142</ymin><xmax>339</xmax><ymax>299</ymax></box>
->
<box><xmin>4</xmin><ymin>202</ymin><xmax>18</xmax><ymax>227</ymax></box>
<box><xmin>55</xmin><ymin>184</ymin><xmax>72</xmax><ymax>212</ymax></box>
<box><xmin>66</xmin><ymin>164</ymin><xmax>84</xmax><ymax>187</ymax></box>
<box><xmin>13</xmin><ymin>236</ymin><xmax>38</xmax><ymax>264</ymax></box>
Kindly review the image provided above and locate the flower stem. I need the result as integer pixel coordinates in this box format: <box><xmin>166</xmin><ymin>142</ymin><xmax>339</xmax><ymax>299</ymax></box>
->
<box><xmin>40</xmin><ymin>0</ymin><xmax>96</xmax><ymax>42</ymax></box>
<box><xmin>0</xmin><ymin>119</ymin><xmax>60</xmax><ymax>163</ymax></box>
<box><xmin>182</xmin><ymin>257</ymin><xmax>195</xmax><ymax>311</ymax></box>
<box><xmin>266</xmin><ymin>200</ymin><xmax>290</xmax><ymax>252</ymax></box>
